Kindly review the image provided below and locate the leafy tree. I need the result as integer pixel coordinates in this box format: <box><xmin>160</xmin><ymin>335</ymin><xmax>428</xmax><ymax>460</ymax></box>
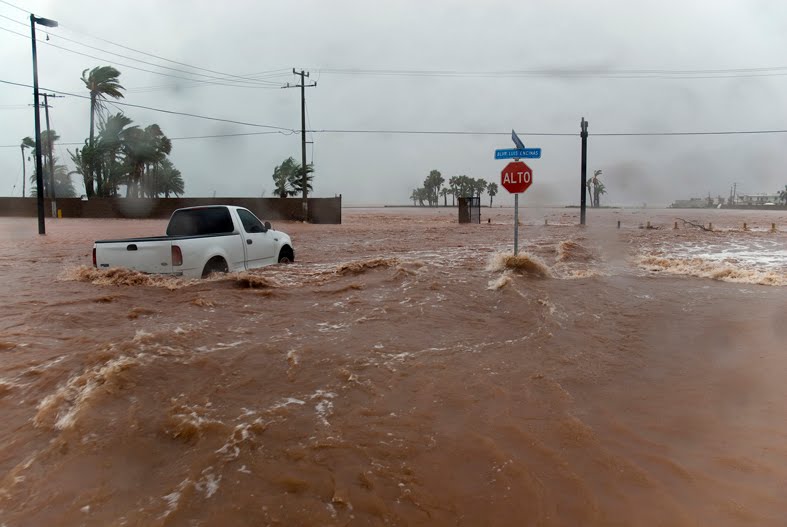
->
<box><xmin>448</xmin><ymin>176</ymin><xmax>459</xmax><ymax>206</ymax></box>
<box><xmin>30</xmin><ymin>163</ymin><xmax>77</xmax><ymax>198</ymax></box>
<box><xmin>487</xmin><ymin>182</ymin><xmax>498</xmax><ymax>207</ymax></box>
<box><xmin>414</xmin><ymin>187</ymin><xmax>429</xmax><ymax>206</ymax></box>
<box><xmin>122</xmin><ymin>124</ymin><xmax>172</xmax><ymax>198</ymax></box>
<box><xmin>425</xmin><ymin>169</ymin><xmax>444</xmax><ymax>206</ymax></box>
<box><xmin>272</xmin><ymin>157</ymin><xmax>296</xmax><ymax>197</ymax></box>
<box><xmin>779</xmin><ymin>185</ymin><xmax>787</xmax><ymax>205</ymax></box>
<box><xmin>410</xmin><ymin>189</ymin><xmax>418</xmax><ymax>206</ymax></box>
<box><xmin>587</xmin><ymin>169</ymin><xmax>604</xmax><ymax>207</ymax></box>
<box><xmin>81</xmin><ymin>66</ymin><xmax>124</xmax><ymax>197</ymax></box>
<box><xmin>290</xmin><ymin>163</ymin><xmax>314</xmax><ymax>196</ymax></box>
<box><xmin>146</xmin><ymin>158</ymin><xmax>184</xmax><ymax>197</ymax></box>
<box><xmin>27</xmin><ymin>132</ymin><xmax>77</xmax><ymax>199</ymax></box>
<box><xmin>473</xmin><ymin>178</ymin><xmax>488</xmax><ymax>199</ymax></box>
<box><xmin>440</xmin><ymin>187</ymin><xmax>449</xmax><ymax>206</ymax></box>
<box><xmin>272</xmin><ymin>157</ymin><xmax>314</xmax><ymax>197</ymax></box>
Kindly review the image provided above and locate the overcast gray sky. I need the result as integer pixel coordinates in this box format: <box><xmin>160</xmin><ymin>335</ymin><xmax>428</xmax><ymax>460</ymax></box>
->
<box><xmin>2</xmin><ymin>0</ymin><xmax>786</xmax><ymax>206</ymax></box>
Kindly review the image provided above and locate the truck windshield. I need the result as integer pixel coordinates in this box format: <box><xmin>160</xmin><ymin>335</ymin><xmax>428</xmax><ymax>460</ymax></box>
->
<box><xmin>166</xmin><ymin>207</ymin><xmax>235</xmax><ymax>236</ymax></box>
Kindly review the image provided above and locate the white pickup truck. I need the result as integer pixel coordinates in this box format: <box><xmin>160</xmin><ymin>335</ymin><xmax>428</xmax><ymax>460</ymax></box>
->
<box><xmin>92</xmin><ymin>205</ymin><xmax>294</xmax><ymax>278</ymax></box>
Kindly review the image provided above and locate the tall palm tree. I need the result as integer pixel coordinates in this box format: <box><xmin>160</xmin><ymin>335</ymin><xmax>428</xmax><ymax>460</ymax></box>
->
<box><xmin>448</xmin><ymin>176</ymin><xmax>459</xmax><ymax>206</ymax></box>
<box><xmin>440</xmin><ymin>187</ymin><xmax>449</xmax><ymax>206</ymax></box>
<box><xmin>487</xmin><ymin>182</ymin><xmax>498</xmax><ymax>207</ymax></box>
<box><xmin>122</xmin><ymin>124</ymin><xmax>171</xmax><ymax>198</ymax></box>
<box><xmin>95</xmin><ymin>112</ymin><xmax>133</xmax><ymax>196</ymax></box>
<box><xmin>474</xmin><ymin>178</ymin><xmax>488</xmax><ymax>199</ymax></box>
<box><xmin>81</xmin><ymin>66</ymin><xmax>124</xmax><ymax>197</ymax></box>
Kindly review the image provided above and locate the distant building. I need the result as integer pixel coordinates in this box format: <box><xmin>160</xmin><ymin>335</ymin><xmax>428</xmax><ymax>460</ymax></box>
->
<box><xmin>734</xmin><ymin>193</ymin><xmax>780</xmax><ymax>206</ymax></box>
<box><xmin>669</xmin><ymin>197</ymin><xmax>710</xmax><ymax>209</ymax></box>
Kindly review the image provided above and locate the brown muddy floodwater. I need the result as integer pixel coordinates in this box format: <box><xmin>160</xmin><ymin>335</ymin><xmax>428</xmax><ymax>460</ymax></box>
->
<box><xmin>0</xmin><ymin>207</ymin><xmax>786</xmax><ymax>526</ymax></box>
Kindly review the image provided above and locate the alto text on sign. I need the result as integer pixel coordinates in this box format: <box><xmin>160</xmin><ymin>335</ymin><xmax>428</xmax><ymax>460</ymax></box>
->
<box><xmin>500</xmin><ymin>161</ymin><xmax>533</xmax><ymax>194</ymax></box>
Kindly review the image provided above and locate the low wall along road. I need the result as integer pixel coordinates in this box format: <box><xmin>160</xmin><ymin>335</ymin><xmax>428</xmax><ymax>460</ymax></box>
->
<box><xmin>0</xmin><ymin>197</ymin><xmax>342</xmax><ymax>224</ymax></box>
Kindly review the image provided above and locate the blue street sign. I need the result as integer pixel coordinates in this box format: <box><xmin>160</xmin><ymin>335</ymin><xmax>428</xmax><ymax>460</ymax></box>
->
<box><xmin>495</xmin><ymin>148</ymin><xmax>542</xmax><ymax>160</ymax></box>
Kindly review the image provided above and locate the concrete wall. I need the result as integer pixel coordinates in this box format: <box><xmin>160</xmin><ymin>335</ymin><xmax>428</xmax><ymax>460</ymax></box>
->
<box><xmin>0</xmin><ymin>197</ymin><xmax>342</xmax><ymax>224</ymax></box>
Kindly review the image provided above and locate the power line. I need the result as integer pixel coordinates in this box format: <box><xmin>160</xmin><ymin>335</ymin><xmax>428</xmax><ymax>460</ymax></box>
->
<box><xmin>0</xmin><ymin>0</ymin><xmax>289</xmax><ymax>86</ymax></box>
<box><xmin>0</xmin><ymin>130</ymin><xmax>292</xmax><ymax>148</ymax></box>
<box><xmin>0</xmin><ymin>78</ymin><xmax>295</xmax><ymax>131</ymax></box>
<box><xmin>53</xmin><ymin>24</ymin><xmax>290</xmax><ymax>86</ymax></box>
<box><xmin>0</xmin><ymin>0</ymin><xmax>25</xmax><ymax>14</ymax></box>
<box><xmin>0</xmin><ymin>25</ymin><xmax>283</xmax><ymax>89</ymax></box>
<box><xmin>315</xmin><ymin>66</ymin><xmax>787</xmax><ymax>80</ymax></box>
<box><xmin>4</xmin><ymin>126</ymin><xmax>787</xmax><ymax>149</ymax></box>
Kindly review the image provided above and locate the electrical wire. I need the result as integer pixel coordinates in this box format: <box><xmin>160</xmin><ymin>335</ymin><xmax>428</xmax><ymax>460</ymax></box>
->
<box><xmin>0</xmin><ymin>25</ymin><xmax>283</xmax><ymax>89</ymax></box>
<box><xmin>0</xmin><ymin>2</ymin><xmax>290</xmax><ymax>86</ymax></box>
<box><xmin>0</xmin><ymin>78</ymin><xmax>296</xmax><ymax>132</ymax></box>
<box><xmin>315</xmin><ymin>67</ymin><xmax>787</xmax><ymax>80</ymax></box>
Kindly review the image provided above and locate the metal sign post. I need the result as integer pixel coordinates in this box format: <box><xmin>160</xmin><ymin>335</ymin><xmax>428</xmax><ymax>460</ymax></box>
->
<box><xmin>514</xmin><ymin>193</ymin><xmax>519</xmax><ymax>255</ymax></box>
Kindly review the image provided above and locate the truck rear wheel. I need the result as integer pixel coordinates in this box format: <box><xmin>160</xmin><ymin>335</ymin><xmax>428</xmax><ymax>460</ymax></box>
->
<box><xmin>202</xmin><ymin>256</ymin><xmax>229</xmax><ymax>278</ymax></box>
<box><xmin>278</xmin><ymin>246</ymin><xmax>294</xmax><ymax>264</ymax></box>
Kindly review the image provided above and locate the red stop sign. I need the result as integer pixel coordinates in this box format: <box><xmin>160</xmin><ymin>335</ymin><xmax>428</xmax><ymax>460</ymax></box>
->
<box><xmin>501</xmin><ymin>161</ymin><xmax>533</xmax><ymax>194</ymax></box>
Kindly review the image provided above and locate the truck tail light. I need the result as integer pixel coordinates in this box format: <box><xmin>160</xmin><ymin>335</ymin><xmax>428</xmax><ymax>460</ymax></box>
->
<box><xmin>172</xmin><ymin>245</ymin><xmax>183</xmax><ymax>267</ymax></box>
<box><xmin>92</xmin><ymin>247</ymin><xmax>96</xmax><ymax>268</ymax></box>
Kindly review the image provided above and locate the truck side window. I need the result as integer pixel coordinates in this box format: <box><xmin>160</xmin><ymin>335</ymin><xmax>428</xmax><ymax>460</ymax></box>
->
<box><xmin>237</xmin><ymin>209</ymin><xmax>265</xmax><ymax>234</ymax></box>
<box><xmin>167</xmin><ymin>207</ymin><xmax>234</xmax><ymax>236</ymax></box>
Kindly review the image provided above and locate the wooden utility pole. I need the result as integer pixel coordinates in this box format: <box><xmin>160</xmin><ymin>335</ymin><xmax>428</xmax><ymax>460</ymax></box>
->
<box><xmin>41</xmin><ymin>93</ymin><xmax>63</xmax><ymax>217</ymax></box>
<box><xmin>20</xmin><ymin>143</ymin><xmax>27</xmax><ymax>197</ymax></box>
<box><xmin>580</xmin><ymin>117</ymin><xmax>588</xmax><ymax>225</ymax></box>
<box><xmin>283</xmin><ymin>69</ymin><xmax>317</xmax><ymax>221</ymax></box>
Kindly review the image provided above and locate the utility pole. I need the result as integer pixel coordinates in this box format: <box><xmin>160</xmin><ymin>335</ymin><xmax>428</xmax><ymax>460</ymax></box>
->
<box><xmin>283</xmin><ymin>69</ymin><xmax>316</xmax><ymax>221</ymax></box>
<box><xmin>41</xmin><ymin>93</ymin><xmax>63</xmax><ymax>217</ymax></box>
<box><xmin>20</xmin><ymin>143</ymin><xmax>27</xmax><ymax>198</ymax></box>
<box><xmin>580</xmin><ymin>117</ymin><xmax>588</xmax><ymax>225</ymax></box>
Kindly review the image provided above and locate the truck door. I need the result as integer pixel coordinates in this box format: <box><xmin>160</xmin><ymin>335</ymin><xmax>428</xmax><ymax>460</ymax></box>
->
<box><xmin>236</xmin><ymin>208</ymin><xmax>276</xmax><ymax>268</ymax></box>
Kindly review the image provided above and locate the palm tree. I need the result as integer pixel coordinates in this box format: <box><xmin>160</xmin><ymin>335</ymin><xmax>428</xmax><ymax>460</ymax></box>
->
<box><xmin>20</xmin><ymin>137</ymin><xmax>34</xmax><ymax>197</ymax></box>
<box><xmin>423</xmin><ymin>170</ymin><xmax>444</xmax><ymax>206</ymax></box>
<box><xmin>487</xmin><ymin>182</ymin><xmax>498</xmax><ymax>207</ymax></box>
<box><xmin>95</xmin><ymin>112</ymin><xmax>133</xmax><ymax>196</ymax></box>
<box><xmin>81</xmin><ymin>66</ymin><xmax>124</xmax><ymax>197</ymax></box>
<box><xmin>289</xmin><ymin>162</ymin><xmax>314</xmax><ymax>196</ymax></box>
<box><xmin>272</xmin><ymin>157</ymin><xmax>295</xmax><ymax>197</ymax></box>
<box><xmin>23</xmin><ymin>132</ymin><xmax>60</xmax><ymax>197</ymax></box>
<box><xmin>440</xmin><ymin>187</ymin><xmax>449</xmax><ymax>206</ymax></box>
<box><xmin>474</xmin><ymin>178</ymin><xmax>488</xmax><ymax>199</ymax></box>
<box><xmin>29</xmin><ymin>164</ymin><xmax>77</xmax><ymax>198</ymax></box>
<box><xmin>448</xmin><ymin>176</ymin><xmax>459</xmax><ymax>206</ymax></box>
<box><xmin>148</xmin><ymin>158</ymin><xmax>184</xmax><ymax>197</ymax></box>
<box><xmin>122</xmin><ymin>124</ymin><xmax>171</xmax><ymax>198</ymax></box>
<box><xmin>410</xmin><ymin>189</ymin><xmax>418</xmax><ymax>206</ymax></box>
<box><xmin>588</xmin><ymin>170</ymin><xmax>603</xmax><ymax>207</ymax></box>
<box><xmin>778</xmin><ymin>185</ymin><xmax>787</xmax><ymax>206</ymax></box>
<box><xmin>595</xmin><ymin>182</ymin><xmax>606</xmax><ymax>207</ymax></box>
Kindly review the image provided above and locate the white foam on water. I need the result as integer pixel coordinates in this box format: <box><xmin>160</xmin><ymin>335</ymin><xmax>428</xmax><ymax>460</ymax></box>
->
<box><xmin>195</xmin><ymin>467</ymin><xmax>221</xmax><ymax>498</ymax></box>
<box><xmin>194</xmin><ymin>340</ymin><xmax>246</xmax><ymax>353</ymax></box>
<box><xmin>270</xmin><ymin>397</ymin><xmax>305</xmax><ymax>410</ymax></box>
<box><xmin>310</xmin><ymin>390</ymin><xmax>337</xmax><ymax>426</ymax></box>
<box><xmin>159</xmin><ymin>478</ymin><xmax>191</xmax><ymax>520</ymax></box>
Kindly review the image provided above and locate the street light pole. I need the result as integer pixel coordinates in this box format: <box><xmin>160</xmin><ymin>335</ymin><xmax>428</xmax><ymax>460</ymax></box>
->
<box><xmin>29</xmin><ymin>13</ymin><xmax>58</xmax><ymax>235</ymax></box>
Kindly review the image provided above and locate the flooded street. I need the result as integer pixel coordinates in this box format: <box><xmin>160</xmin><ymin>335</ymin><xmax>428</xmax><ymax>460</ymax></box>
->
<box><xmin>0</xmin><ymin>207</ymin><xmax>785</xmax><ymax>526</ymax></box>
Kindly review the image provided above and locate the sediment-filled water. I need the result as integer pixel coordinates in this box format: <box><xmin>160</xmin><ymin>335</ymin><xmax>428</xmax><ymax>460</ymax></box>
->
<box><xmin>0</xmin><ymin>207</ymin><xmax>785</xmax><ymax>526</ymax></box>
